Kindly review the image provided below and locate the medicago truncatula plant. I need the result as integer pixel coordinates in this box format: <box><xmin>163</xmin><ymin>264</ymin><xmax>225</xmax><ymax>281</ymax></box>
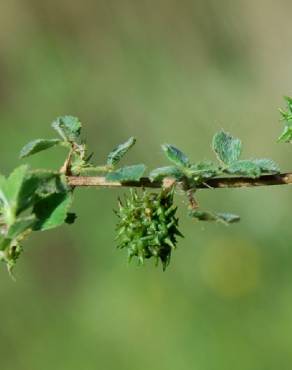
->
<box><xmin>1</xmin><ymin>96</ymin><xmax>292</xmax><ymax>276</ymax></box>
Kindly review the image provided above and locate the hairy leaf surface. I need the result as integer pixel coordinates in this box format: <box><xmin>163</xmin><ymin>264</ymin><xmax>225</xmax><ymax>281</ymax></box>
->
<box><xmin>212</xmin><ymin>131</ymin><xmax>242</xmax><ymax>165</ymax></box>
<box><xmin>149</xmin><ymin>166</ymin><xmax>184</xmax><ymax>181</ymax></box>
<box><xmin>33</xmin><ymin>192</ymin><xmax>73</xmax><ymax>231</ymax></box>
<box><xmin>52</xmin><ymin>116</ymin><xmax>82</xmax><ymax>142</ymax></box>
<box><xmin>20</xmin><ymin>139</ymin><xmax>61</xmax><ymax>158</ymax></box>
<box><xmin>106</xmin><ymin>164</ymin><xmax>146</xmax><ymax>182</ymax></box>
<box><xmin>107</xmin><ymin>137</ymin><xmax>136</xmax><ymax>166</ymax></box>
<box><xmin>190</xmin><ymin>210</ymin><xmax>240</xmax><ymax>224</ymax></box>
<box><xmin>162</xmin><ymin>144</ymin><xmax>190</xmax><ymax>167</ymax></box>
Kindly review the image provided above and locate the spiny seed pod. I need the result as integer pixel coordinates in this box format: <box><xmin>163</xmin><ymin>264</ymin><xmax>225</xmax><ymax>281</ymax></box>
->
<box><xmin>115</xmin><ymin>189</ymin><xmax>183</xmax><ymax>270</ymax></box>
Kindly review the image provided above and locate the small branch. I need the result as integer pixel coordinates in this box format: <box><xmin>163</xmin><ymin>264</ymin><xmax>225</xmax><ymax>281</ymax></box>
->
<box><xmin>60</xmin><ymin>149</ymin><xmax>74</xmax><ymax>175</ymax></box>
<box><xmin>67</xmin><ymin>172</ymin><xmax>292</xmax><ymax>189</ymax></box>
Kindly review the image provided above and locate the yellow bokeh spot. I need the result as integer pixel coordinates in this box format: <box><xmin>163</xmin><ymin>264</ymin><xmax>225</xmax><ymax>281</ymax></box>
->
<box><xmin>199</xmin><ymin>238</ymin><xmax>261</xmax><ymax>298</ymax></box>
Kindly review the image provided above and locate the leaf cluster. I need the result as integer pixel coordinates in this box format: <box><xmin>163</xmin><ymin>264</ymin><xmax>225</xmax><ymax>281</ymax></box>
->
<box><xmin>0</xmin><ymin>166</ymin><xmax>72</xmax><ymax>273</ymax></box>
<box><xmin>150</xmin><ymin>131</ymin><xmax>279</xmax><ymax>184</ymax></box>
<box><xmin>149</xmin><ymin>130</ymin><xmax>279</xmax><ymax>225</ymax></box>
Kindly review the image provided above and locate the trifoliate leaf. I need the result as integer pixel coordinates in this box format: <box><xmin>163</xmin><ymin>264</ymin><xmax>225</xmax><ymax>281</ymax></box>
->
<box><xmin>149</xmin><ymin>166</ymin><xmax>184</xmax><ymax>182</ymax></box>
<box><xmin>212</xmin><ymin>131</ymin><xmax>242</xmax><ymax>165</ymax></box>
<box><xmin>161</xmin><ymin>144</ymin><xmax>190</xmax><ymax>168</ymax></box>
<box><xmin>189</xmin><ymin>210</ymin><xmax>240</xmax><ymax>225</ymax></box>
<box><xmin>33</xmin><ymin>192</ymin><xmax>73</xmax><ymax>231</ymax></box>
<box><xmin>106</xmin><ymin>164</ymin><xmax>146</xmax><ymax>182</ymax></box>
<box><xmin>252</xmin><ymin>159</ymin><xmax>280</xmax><ymax>174</ymax></box>
<box><xmin>20</xmin><ymin>139</ymin><xmax>61</xmax><ymax>159</ymax></box>
<box><xmin>226</xmin><ymin>160</ymin><xmax>262</xmax><ymax>178</ymax></box>
<box><xmin>107</xmin><ymin>137</ymin><xmax>136</xmax><ymax>166</ymax></box>
<box><xmin>52</xmin><ymin>116</ymin><xmax>82</xmax><ymax>142</ymax></box>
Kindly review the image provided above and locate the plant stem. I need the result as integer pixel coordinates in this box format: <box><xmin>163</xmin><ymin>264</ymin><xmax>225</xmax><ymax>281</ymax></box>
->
<box><xmin>67</xmin><ymin>172</ymin><xmax>292</xmax><ymax>189</ymax></box>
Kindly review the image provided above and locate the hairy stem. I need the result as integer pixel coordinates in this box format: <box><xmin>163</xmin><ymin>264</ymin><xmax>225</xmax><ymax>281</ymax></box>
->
<box><xmin>67</xmin><ymin>172</ymin><xmax>292</xmax><ymax>189</ymax></box>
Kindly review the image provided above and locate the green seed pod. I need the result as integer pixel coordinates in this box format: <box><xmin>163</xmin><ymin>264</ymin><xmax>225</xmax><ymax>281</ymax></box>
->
<box><xmin>115</xmin><ymin>189</ymin><xmax>183</xmax><ymax>270</ymax></box>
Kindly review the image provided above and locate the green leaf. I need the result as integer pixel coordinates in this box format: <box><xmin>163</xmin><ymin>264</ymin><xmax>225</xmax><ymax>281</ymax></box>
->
<box><xmin>0</xmin><ymin>237</ymin><xmax>12</xmax><ymax>252</ymax></box>
<box><xmin>17</xmin><ymin>171</ymin><xmax>68</xmax><ymax>214</ymax></box>
<box><xmin>161</xmin><ymin>144</ymin><xmax>190</xmax><ymax>168</ymax></box>
<box><xmin>20</xmin><ymin>139</ymin><xmax>61</xmax><ymax>159</ymax></box>
<box><xmin>278</xmin><ymin>97</ymin><xmax>292</xmax><ymax>142</ymax></box>
<box><xmin>189</xmin><ymin>210</ymin><xmax>240</xmax><ymax>225</ymax></box>
<box><xmin>189</xmin><ymin>161</ymin><xmax>221</xmax><ymax>179</ymax></box>
<box><xmin>226</xmin><ymin>158</ymin><xmax>279</xmax><ymax>178</ymax></box>
<box><xmin>7</xmin><ymin>216</ymin><xmax>36</xmax><ymax>240</ymax></box>
<box><xmin>252</xmin><ymin>159</ymin><xmax>280</xmax><ymax>173</ymax></box>
<box><xmin>32</xmin><ymin>172</ymin><xmax>69</xmax><ymax>197</ymax></box>
<box><xmin>212</xmin><ymin>131</ymin><xmax>242</xmax><ymax>165</ymax></box>
<box><xmin>52</xmin><ymin>116</ymin><xmax>82</xmax><ymax>142</ymax></box>
<box><xmin>107</xmin><ymin>137</ymin><xmax>136</xmax><ymax>166</ymax></box>
<box><xmin>226</xmin><ymin>160</ymin><xmax>262</xmax><ymax>178</ymax></box>
<box><xmin>284</xmin><ymin>96</ymin><xmax>292</xmax><ymax>113</ymax></box>
<box><xmin>149</xmin><ymin>166</ymin><xmax>184</xmax><ymax>181</ymax></box>
<box><xmin>106</xmin><ymin>164</ymin><xmax>146</xmax><ymax>182</ymax></box>
<box><xmin>0</xmin><ymin>165</ymin><xmax>29</xmax><ymax>224</ymax></box>
<box><xmin>278</xmin><ymin>125</ymin><xmax>292</xmax><ymax>143</ymax></box>
<box><xmin>215</xmin><ymin>213</ymin><xmax>241</xmax><ymax>224</ymax></box>
<box><xmin>1</xmin><ymin>165</ymin><xmax>28</xmax><ymax>205</ymax></box>
<box><xmin>33</xmin><ymin>192</ymin><xmax>73</xmax><ymax>231</ymax></box>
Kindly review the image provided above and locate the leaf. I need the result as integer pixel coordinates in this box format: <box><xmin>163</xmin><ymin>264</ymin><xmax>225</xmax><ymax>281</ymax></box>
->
<box><xmin>215</xmin><ymin>213</ymin><xmax>241</xmax><ymax>224</ymax></box>
<box><xmin>278</xmin><ymin>97</ymin><xmax>292</xmax><ymax>142</ymax></box>
<box><xmin>33</xmin><ymin>192</ymin><xmax>73</xmax><ymax>231</ymax></box>
<box><xmin>226</xmin><ymin>159</ymin><xmax>279</xmax><ymax>178</ymax></box>
<box><xmin>107</xmin><ymin>137</ymin><xmax>136</xmax><ymax>166</ymax></box>
<box><xmin>284</xmin><ymin>96</ymin><xmax>292</xmax><ymax>113</ymax></box>
<box><xmin>149</xmin><ymin>166</ymin><xmax>184</xmax><ymax>181</ymax></box>
<box><xmin>161</xmin><ymin>144</ymin><xmax>190</xmax><ymax>168</ymax></box>
<box><xmin>189</xmin><ymin>161</ymin><xmax>221</xmax><ymax>179</ymax></box>
<box><xmin>278</xmin><ymin>125</ymin><xmax>292</xmax><ymax>143</ymax></box>
<box><xmin>212</xmin><ymin>131</ymin><xmax>242</xmax><ymax>165</ymax></box>
<box><xmin>106</xmin><ymin>164</ymin><xmax>146</xmax><ymax>182</ymax></box>
<box><xmin>1</xmin><ymin>165</ymin><xmax>28</xmax><ymax>205</ymax></box>
<box><xmin>189</xmin><ymin>210</ymin><xmax>217</xmax><ymax>221</ymax></box>
<box><xmin>189</xmin><ymin>210</ymin><xmax>240</xmax><ymax>225</ymax></box>
<box><xmin>0</xmin><ymin>165</ymin><xmax>29</xmax><ymax>224</ymax></box>
<box><xmin>7</xmin><ymin>216</ymin><xmax>36</xmax><ymax>240</ymax></box>
<box><xmin>226</xmin><ymin>160</ymin><xmax>262</xmax><ymax>178</ymax></box>
<box><xmin>17</xmin><ymin>171</ymin><xmax>68</xmax><ymax>214</ymax></box>
<box><xmin>252</xmin><ymin>159</ymin><xmax>280</xmax><ymax>173</ymax></box>
<box><xmin>0</xmin><ymin>237</ymin><xmax>11</xmax><ymax>252</ymax></box>
<box><xmin>52</xmin><ymin>116</ymin><xmax>82</xmax><ymax>142</ymax></box>
<box><xmin>32</xmin><ymin>172</ymin><xmax>69</xmax><ymax>197</ymax></box>
<box><xmin>20</xmin><ymin>139</ymin><xmax>61</xmax><ymax>159</ymax></box>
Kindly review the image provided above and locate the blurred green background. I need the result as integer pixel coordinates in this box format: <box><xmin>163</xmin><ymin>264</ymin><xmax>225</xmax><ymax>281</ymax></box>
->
<box><xmin>1</xmin><ymin>1</ymin><xmax>292</xmax><ymax>369</ymax></box>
